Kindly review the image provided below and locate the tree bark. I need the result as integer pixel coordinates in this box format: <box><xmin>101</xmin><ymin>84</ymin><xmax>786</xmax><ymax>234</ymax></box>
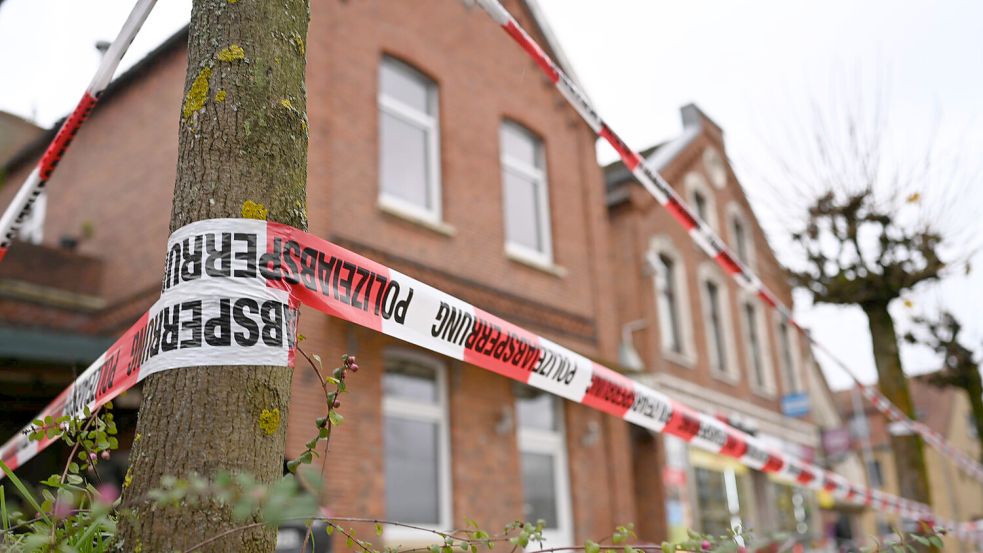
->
<box><xmin>965</xmin><ymin>370</ymin><xmax>983</xmax><ymax>466</ymax></box>
<box><xmin>118</xmin><ymin>0</ymin><xmax>309</xmax><ymax>551</ymax></box>
<box><xmin>862</xmin><ymin>301</ymin><xmax>933</xmax><ymax>507</ymax></box>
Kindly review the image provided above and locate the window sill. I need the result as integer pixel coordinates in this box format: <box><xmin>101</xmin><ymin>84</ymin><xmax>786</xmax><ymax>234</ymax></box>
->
<box><xmin>662</xmin><ymin>350</ymin><xmax>697</xmax><ymax>369</ymax></box>
<box><xmin>383</xmin><ymin>526</ymin><xmax>445</xmax><ymax>548</ymax></box>
<box><xmin>506</xmin><ymin>245</ymin><xmax>566</xmax><ymax>277</ymax></box>
<box><xmin>710</xmin><ymin>369</ymin><xmax>740</xmax><ymax>386</ymax></box>
<box><xmin>378</xmin><ymin>197</ymin><xmax>456</xmax><ymax>237</ymax></box>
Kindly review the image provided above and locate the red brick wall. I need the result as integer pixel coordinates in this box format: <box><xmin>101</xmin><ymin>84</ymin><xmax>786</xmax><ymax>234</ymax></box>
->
<box><xmin>0</xmin><ymin>0</ymin><xmax>636</xmax><ymax>541</ymax></box>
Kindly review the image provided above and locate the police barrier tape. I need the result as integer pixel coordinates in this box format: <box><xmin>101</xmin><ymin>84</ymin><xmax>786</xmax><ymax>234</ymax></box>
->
<box><xmin>472</xmin><ymin>0</ymin><xmax>983</xmax><ymax>489</ymax></box>
<box><xmin>4</xmin><ymin>218</ymin><xmax>983</xmax><ymax>542</ymax></box>
<box><xmin>0</xmin><ymin>0</ymin><xmax>158</xmax><ymax>263</ymax></box>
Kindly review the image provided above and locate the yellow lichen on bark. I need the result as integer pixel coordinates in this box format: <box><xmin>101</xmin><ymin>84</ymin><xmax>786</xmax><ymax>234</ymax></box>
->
<box><xmin>182</xmin><ymin>67</ymin><xmax>212</xmax><ymax>119</ymax></box>
<box><xmin>215</xmin><ymin>89</ymin><xmax>228</xmax><ymax>102</ymax></box>
<box><xmin>258</xmin><ymin>408</ymin><xmax>281</xmax><ymax>435</ymax></box>
<box><xmin>217</xmin><ymin>44</ymin><xmax>245</xmax><ymax>62</ymax></box>
<box><xmin>241</xmin><ymin>200</ymin><xmax>268</xmax><ymax>220</ymax></box>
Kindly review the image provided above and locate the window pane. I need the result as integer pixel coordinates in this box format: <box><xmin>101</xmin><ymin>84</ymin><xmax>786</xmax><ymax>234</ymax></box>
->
<box><xmin>501</xmin><ymin>124</ymin><xmax>539</xmax><ymax>168</ymax></box>
<box><xmin>384</xmin><ymin>417</ymin><xmax>440</xmax><ymax>524</ymax></box>
<box><xmin>380</xmin><ymin>60</ymin><xmax>431</xmax><ymax>114</ymax></box>
<box><xmin>778</xmin><ymin>321</ymin><xmax>797</xmax><ymax>391</ymax></box>
<box><xmin>504</xmin><ymin>169</ymin><xmax>542</xmax><ymax>251</ymax></box>
<box><xmin>520</xmin><ymin>452</ymin><xmax>559</xmax><ymax>528</ymax></box>
<box><xmin>516</xmin><ymin>387</ymin><xmax>558</xmax><ymax>432</ymax></box>
<box><xmin>706</xmin><ymin>282</ymin><xmax>726</xmax><ymax>374</ymax></box>
<box><xmin>384</xmin><ymin>361</ymin><xmax>437</xmax><ymax>403</ymax></box>
<box><xmin>656</xmin><ymin>254</ymin><xmax>682</xmax><ymax>354</ymax></box>
<box><xmin>694</xmin><ymin>467</ymin><xmax>730</xmax><ymax>535</ymax></box>
<box><xmin>380</xmin><ymin>112</ymin><xmax>431</xmax><ymax>209</ymax></box>
<box><xmin>733</xmin><ymin>219</ymin><xmax>748</xmax><ymax>264</ymax></box>
<box><xmin>693</xmin><ymin>192</ymin><xmax>708</xmax><ymax>222</ymax></box>
<box><xmin>744</xmin><ymin>304</ymin><xmax>764</xmax><ymax>387</ymax></box>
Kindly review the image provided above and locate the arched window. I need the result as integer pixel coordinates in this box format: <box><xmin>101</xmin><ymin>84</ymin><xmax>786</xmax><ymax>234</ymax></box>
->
<box><xmin>647</xmin><ymin>236</ymin><xmax>696</xmax><ymax>366</ymax></box>
<box><xmin>378</xmin><ymin>57</ymin><xmax>442</xmax><ymax>223</ymax></box>
<box><xmin>739</xmin><ymin>292</ymin><xmax>776</xmax><ymax>396</ymax></box>
<box><xmin>684</xmin><ymin>172</ymin><xmax>718</xmax><ymax>231</ymax></box>
<box><xmin>775</xmin><ymin>316</ymin><xmax>802</xmax><ymax>394</ymax></box>
<box><xmin>697</xmin><ymin>263</ymin><xmax>738</xmax><ymax>382</ymax></box>
<box><xmin>726</xmin><ymin>203</ymin><xmax>756</xmax><ymax>271</ymax></box>
<box><xmin>703</xmin><ymin>148</ymin><xmax>728</xmax><ymax>189</ymax></box>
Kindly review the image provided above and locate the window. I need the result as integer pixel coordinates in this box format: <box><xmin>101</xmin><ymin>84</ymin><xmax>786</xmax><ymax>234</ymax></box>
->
<box><xmin>648</xmin><ymin>237</ymin><xmax>696</xmax><ymax>365</ymax></box>
<box><xmin>703</xmin><ymin>148</ymin><xmax>728</xmax><ymax>189</ymax></box>
<box><xmin>516</xmin><ymin>386</ymin><xmax>573</xmax><ymax>545</ymax></box>
<box><xmin>378</xmin><ymin>57</ymin><xmax>441</xmax><ymax>223</ymax></box>
<box><xmin>693</xmin><ymin>466</ymin><xmax>750</xmax><ymax>536</ymax></box>
<box><xmin>776</xmin><ymin>319</ymin><xmax>800</xmax><ymax>393</ymax></box>
<box><xmin>383</xmin><ymin>352</ymin><xmax>451</xmax><ymax>530</ymax></box>
<box><xmin>703</xmin><ymin>281</ymin><xmax>728</xmax><ymax>373</ymax></box>
<box><xmin>17</xmin><ymin>192</ymin><xmax>46</xmax><ymax>244</ymax></box>
<box><xmin>726</xmin><ymin>205</ymin><xmax>755</xmax><ymax>270</ymax></box>
<box><xmin>741</xmin><ymin>299</ymin><xmax>775</xmax><ymax>395</ymax></box>
<box><xmin>684</xmin><ymin>172</ymin><xmax>717</xmax><ymax>231</ymax></box>
<box><xmin>500</xmin><ymin>121</ymin><xmax>553</xmax><ymax>265</ymax></box>
<box><xmin>698</xmin><ymin>264</ymin><xmax>739</xmax><ymax>381</ymax></box>
<box><xmin>655</xmin><ymin>254</ymin><xmax>683</xmax><ymax>354</ymax></box>
<box><xmin>868</xmin><ymin>460</ymin><xmax>883</xmax><ymax>488</ymax></box>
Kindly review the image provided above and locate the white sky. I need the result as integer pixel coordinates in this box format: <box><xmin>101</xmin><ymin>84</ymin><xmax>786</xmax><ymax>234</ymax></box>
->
<box><xmin>1</xmin><ymin>0</ymin><xmax>981</xmax><ymax>391</ymax></box>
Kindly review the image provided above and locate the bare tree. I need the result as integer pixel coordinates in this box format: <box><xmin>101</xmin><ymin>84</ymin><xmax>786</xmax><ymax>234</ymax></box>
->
<box><xmin>118</xmin><ymin>0</ymin><xmax>310</xmax><ymax>550</ymax></box>
<box><xmin>746</xmin><ymin>78</ymin><xmax>982</xmax><ymax>507</ymax></box>
<box><xmin>905</xmin><ymin>311</ymin><xmax>983</xmax><ymax>465</ymax></box>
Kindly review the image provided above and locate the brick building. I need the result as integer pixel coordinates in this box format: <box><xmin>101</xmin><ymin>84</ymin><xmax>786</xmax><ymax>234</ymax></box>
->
<box><xmin>834</xmin><ymin>376</ymin><xmax>983</xmax><ymax>550</ymax></box>
<box><xmin>604</xmin><ymin>106</ymin><xmax>826</xmax><ymax>542</ymax></box>
<box><xmin>0</xmin><ymin>0</ymin><xmax>839</xmax><ymax>547</ymax></box>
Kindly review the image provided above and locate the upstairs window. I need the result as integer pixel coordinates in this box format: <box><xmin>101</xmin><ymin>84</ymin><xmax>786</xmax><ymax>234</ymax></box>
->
<box><xmin>500</xmin><ymin>121</ymin><xmax>553</xmax><ymax>265</ymax></box>
<box><xmin>378</xmin><ymin>57</ymin><xmax>441</xmax><ymax>223</ymax></box>
<box><xmin>741</xmin><ymin>299</ymin><xmax>775</xmax><ymax>395</ymax></box>
<box><xmin>693</xmin><ymin>191</ymin><xmax>709</xmax><ymax>223</ymax></box>
<box><xmin>705</xmin><ymin>281</ymin><xmax>728</xmax><ymax>376</ymax></box>
<box><xmin>382</xmin><ymin>353</ymin><xmax>451</xmax><ymax>530</ymax></box>
<box><xmin>777</xmin><ymin>319</ymin><xmax>800</xmax><ymax>393</ymax></box>
<box><xmin>685</xmin><ymin>172</ymin><xmax>717</xmax><ymax>231</ymax></box>
<box><xmin>655</xmin><ymin>253</ymin><xmax>683</xmax><ymax>354</ymax></box>
<box><xmin>727</xmin><ymin>205</ymin><xmax>755</xmax><ymax>270</ymax></box>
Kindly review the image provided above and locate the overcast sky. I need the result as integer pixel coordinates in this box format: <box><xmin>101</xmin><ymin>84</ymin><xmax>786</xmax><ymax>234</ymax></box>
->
<box><xmin>1</xmin><ymin>0</ymin><xmax>981</xmax><ymax>391</ymax></box>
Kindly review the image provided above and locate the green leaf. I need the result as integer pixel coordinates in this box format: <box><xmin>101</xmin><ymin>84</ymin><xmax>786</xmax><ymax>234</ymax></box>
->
<box><xmin>328</xmin><ymin>411</ymin><xmax>344</xmax><ymax>426</ymax></box>
<box><xmin>376</xmin><ymin>522</ymin><xmax>384</xmax><ymax>536</ymax></box>
<box><xmin>586</xmin><ymin>541</ymin><xmax>601</xmax><ymax>553</ymax></box>
<box><xmin>327</xmin><ymin>524</ymin><xmax>335</xmax><ymax>536</ymax></box>
<box><xmin>928</xmin><ymin>536</ymin><xmax>943</xmax><ymax>549</ymax></box>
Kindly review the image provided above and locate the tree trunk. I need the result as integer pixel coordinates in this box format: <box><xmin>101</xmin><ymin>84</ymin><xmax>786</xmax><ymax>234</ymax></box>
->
<box><xmin>862</xmin><ymin>301</ymin><xmax>932</xmax><ymax>507</ymax></box>
<box><xmin>965</xmin><ymin>369</ymin><xmax>983</xmax><ymax>466</ymax></box>
<box><xmin>118</xmin><ymin>0</ymin><xmax>310</xmax><ymax>551</ymax></box>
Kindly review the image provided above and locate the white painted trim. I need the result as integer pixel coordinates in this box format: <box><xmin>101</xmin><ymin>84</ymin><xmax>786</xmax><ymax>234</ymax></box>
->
<box><xmin>378</xmin><ymin>58</ymin><xmax>443</xmax><ymax>224</ymax></box>
<box><xmin>506</xmin><ymin>244</ymin><xmax>567</xmax><ymax>277</ymax></box>
<box><xmin>697</xmin><ymin>263</ymin><xmax>740</xmax><ymax>384</ymax></box>
<box><xmin>684</xmin><ymin>172</ymin><xmax>718</xmax><ymax>232</ymax></box>
<box><xmin>703</xmin><ymin>147</ymin><xmax>728</xmax><ymax>190</ymax></box>
<box><xmin>647</xmin><ymin>236</ymin><xmax>697</xmax><ymax>367</ymax></box>
<box><xmin>773</xmin><ymin>314</ymin><xmax>803</xmax><ymax>395</ymax></box>
<box><xmin>516</xmin><ymin>394</ymin><xmax>574</xmax><ymax>546</ymax></box>
<box><xmin>738</xmin><ymin>291</ymin><xmax>776</xmax><ymax>398</ymax></box>
<box><xmin>642</xmin><ymin>372</ymin><xmax>820</xmax><ymax>447</ymax></box>
<box><xmin>500</xmin><ymin>121</ymin><xmax>554</xmax><ymax>264</ymax></box>
<box><xmin>725</xmin><ymin>203</ymin><xmax>756</xmax><ymax>273</ymax></box>
<box><xmin>382</xmin><ymin>349</ymin><xmax>453</xmax><ymax>540</ymax></box>
<box><xmin>378</xmin><ymin>195</ymin><xmax>456</xmax><ymax>237</ymax></box>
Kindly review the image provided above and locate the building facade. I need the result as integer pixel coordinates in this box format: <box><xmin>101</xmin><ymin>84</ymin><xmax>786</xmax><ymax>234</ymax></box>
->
<box><xmin>0</xmin><ymin>0</ymin><xmax>845</xmax><ymax>548</ymax></box>
<box><xmin>835</xmin><ymin>376</ymin><xmax>983</xmax><ymax>551</ymax></box>
<box><xmin>604</xmin><ymin>106</ymin><xmax>825</xmax><ymax>544</ymax></box>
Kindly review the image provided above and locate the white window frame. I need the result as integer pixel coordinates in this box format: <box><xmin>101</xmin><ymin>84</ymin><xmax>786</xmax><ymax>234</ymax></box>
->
<box><xmin>500</xmin><ymin>121</ymin><xmax>554</xmax><ymax>267</ymax></box>
<box><xmin>739</xmin><ymin>293</ymin><xmax>776</xmax><ymax>397</ymax></box>
<box><xmin>516</xmin><ymin>391</ymin><xmax>574</xmax><ymax>546</ymax></box>
<box><xmin>382</xmin><ymin>349</ymin><xmax>453</xmax><ymax>542</ymax></box>
<box><xmin>774</xmin><ymin>315</ymin><xmax>802</xmax><ymax>395</ymax></box>
<box><xmin>726</xmin><ymin>203</ymin><xmax>756</xmax><ymax>272</ymax></box>
<box><xmin>697</xmin><ymin>263</ymin><xmax>739</xmax><ymax>384</ymax></box>
<box><xmin>703</xmin><ymin>147</ymin><xmax>728</xmax><ymax>190</ymax></box>
<box><xmin>647</xmin><ymin>236</ymin><xmax>696</xmax><ymax>367</ymax></box>
<box><xmin>378</xmin><ymin>57</ymin><xmax>443</xmax><ymax>225</ymax></box>
<box><xmin>684</xmin><ymin>172</ymin><xmax>718</xmax><ymax>232</ymax></box>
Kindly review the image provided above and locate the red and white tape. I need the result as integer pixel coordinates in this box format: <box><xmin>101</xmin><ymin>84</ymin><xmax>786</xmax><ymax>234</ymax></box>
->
<box><xmin>473</xmin><ymin>0</ymin><xmax>983</xmax><ymax>488</ymax></box>
<box><xmin>0</xmin><ymin>0</ymin><xmax>158</xmax><ymax>263</ymax></box>
<box><xmin>4</xmin><ymin>218</ymin><xmax>979</xmax><ymax>539</ymax></box>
